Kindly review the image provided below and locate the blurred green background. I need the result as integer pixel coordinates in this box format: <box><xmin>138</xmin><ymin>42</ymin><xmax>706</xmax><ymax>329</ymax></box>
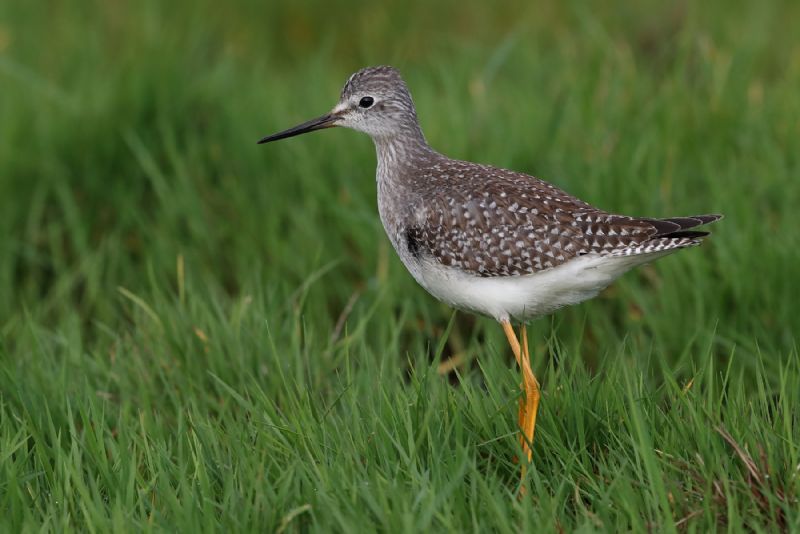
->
<box><xmin>1</xmin><ymin>0</ymin><xmax>799</xmax><ymax>531</ymax></box>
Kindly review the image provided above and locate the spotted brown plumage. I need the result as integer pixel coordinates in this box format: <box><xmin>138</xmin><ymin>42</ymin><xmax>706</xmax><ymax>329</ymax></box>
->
<box><xmin>398</xmin><ymin>158</ymin><xmax>720</xmax><ymax>277</ymax></box>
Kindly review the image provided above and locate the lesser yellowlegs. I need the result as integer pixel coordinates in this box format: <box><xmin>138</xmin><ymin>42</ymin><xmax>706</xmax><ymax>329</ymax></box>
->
<box><xmin>258</xmin><ymin>65</ymin><xmax>721</xmax><ymax>487</ymax></box>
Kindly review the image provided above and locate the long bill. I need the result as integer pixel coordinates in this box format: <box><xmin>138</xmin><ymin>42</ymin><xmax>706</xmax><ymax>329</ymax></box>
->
<box><xmin>257</xmin><ymin>112</ymin><xmax>339</xmax><ymax>144</ymax></box>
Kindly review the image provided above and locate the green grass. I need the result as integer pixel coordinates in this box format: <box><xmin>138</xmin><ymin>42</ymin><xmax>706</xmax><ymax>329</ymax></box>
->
<box><xmin>2</xmin><ymin>0</ymin><xmax>799</xmax><ymax>531</ymax></box>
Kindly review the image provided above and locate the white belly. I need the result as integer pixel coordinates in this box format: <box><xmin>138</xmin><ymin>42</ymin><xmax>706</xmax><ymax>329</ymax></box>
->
<box><xmin>403</xmin><ymin>252</ymin><xmax>673</xmax><ymax>322</ymax></box>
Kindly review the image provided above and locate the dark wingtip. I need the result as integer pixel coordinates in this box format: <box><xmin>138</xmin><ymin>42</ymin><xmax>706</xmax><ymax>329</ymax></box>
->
<box><xmin>644</xmin><ymin>218</ymin><xmax>682</xmax><ymax>236</ymax></box>
<box><xmin>664</xmin><ymin>230</ymin><xmax>711</xmax><ymax>239</ymax></box>
<box><xmin>693</xmin><ymin>214</ymin><xmax>724</xmax><ymax>224</ymax></box>
<box><xmin>651</xmin><ymin>213</ymin><xmax>723</xmax><ymax>237</ymax></box>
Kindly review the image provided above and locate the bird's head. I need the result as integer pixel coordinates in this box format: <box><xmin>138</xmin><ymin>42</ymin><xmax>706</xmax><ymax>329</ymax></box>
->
<box><xmin>258</xmin><ymin>65</ymin><xmax>423</xmax><ymax>145</ymax></box>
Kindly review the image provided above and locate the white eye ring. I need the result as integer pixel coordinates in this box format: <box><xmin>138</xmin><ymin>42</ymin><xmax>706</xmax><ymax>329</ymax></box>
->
<box><xmin>359</xmin><ymin>96</ymin><xmax>374</xmax><ymax>108</ymax></box>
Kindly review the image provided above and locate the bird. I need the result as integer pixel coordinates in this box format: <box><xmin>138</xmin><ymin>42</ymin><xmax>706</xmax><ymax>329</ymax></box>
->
<box><xmin>257</xmin><ymin>65</ymin><xmax>721</xmax><ymax>488</ymax></box>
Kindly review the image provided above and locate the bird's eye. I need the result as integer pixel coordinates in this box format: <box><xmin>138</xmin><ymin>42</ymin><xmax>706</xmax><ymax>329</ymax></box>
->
<box><xmin>359</xmin><ymin>96</ymin><xmax>374</xmax><ymax>108</ymax></box>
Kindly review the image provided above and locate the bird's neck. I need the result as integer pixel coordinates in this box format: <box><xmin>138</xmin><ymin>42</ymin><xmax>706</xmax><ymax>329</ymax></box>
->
<box><xmin>373</xmin><ymin>131</ymin><xmax>435</xmax><ymax>185</ymax></box>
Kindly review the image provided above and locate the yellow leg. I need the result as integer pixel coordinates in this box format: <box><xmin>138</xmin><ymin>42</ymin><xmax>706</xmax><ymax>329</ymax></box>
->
<box><xmin>501</xmin><ymin>321</ymin><xmax>541</xmax><ymax>489</ymax></box>
<box><xmin>520</xmin><ymin>327</ymin><xmax>540</xmax><ymax>460</ymax></box>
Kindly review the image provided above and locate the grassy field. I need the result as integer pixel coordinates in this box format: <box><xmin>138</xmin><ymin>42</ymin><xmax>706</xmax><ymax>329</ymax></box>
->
<box><xmin>2</xmin><ymin>0</ymin><xmax>799</xmax><ymax>531</ymax></box>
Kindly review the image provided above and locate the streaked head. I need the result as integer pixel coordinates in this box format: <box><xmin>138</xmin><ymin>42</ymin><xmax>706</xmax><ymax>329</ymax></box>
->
<box><xmin>258</xmin><ymin>66</ymin><xmax>423</xmax><ymax>145</ymax></box>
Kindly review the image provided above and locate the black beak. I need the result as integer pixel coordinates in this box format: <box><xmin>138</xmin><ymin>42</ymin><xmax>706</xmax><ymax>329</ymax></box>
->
<box><xmin>257</xmin><ymin>112</ymin><xmax>339</xmax><ymax>144</ymax></box>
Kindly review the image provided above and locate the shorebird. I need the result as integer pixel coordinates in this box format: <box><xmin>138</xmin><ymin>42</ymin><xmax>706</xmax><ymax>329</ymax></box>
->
<box><xmin>257</xmin><ymin>66</ymin><xmax>721</xmax><ymax>486</ymax></box>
